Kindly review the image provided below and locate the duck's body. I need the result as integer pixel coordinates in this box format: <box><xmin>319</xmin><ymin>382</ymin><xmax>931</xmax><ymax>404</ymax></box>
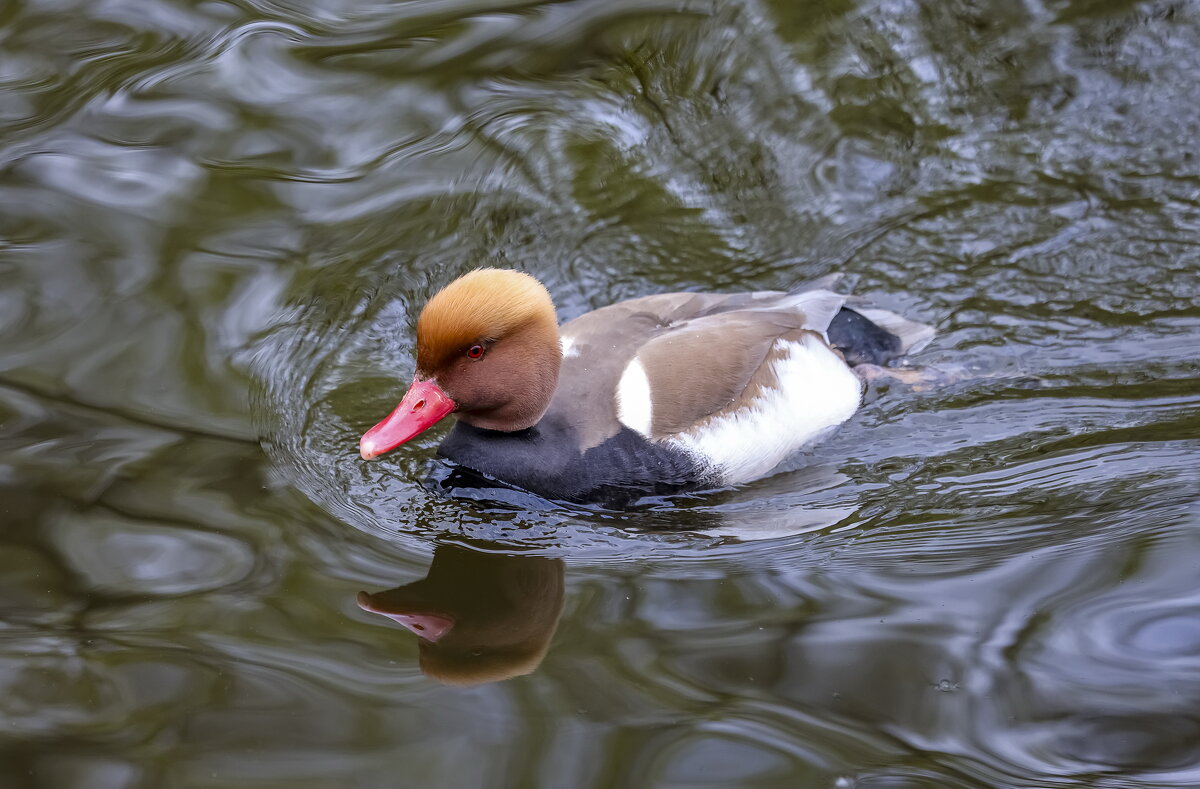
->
<box><xmin>360</xmin><ymin>270</ymin><xmax>932</xmax><ymax>504</ymax></box>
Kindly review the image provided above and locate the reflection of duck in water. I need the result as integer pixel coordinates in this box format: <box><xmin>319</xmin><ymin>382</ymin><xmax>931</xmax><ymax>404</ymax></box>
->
<box><xmin>357</xmin><ymin>544</ymin><xmax>565</xmax><ymax>686</ymax></box>
<box><xmin>359</xmin><ymin>269</ymin><xmax>933</xmax><ymax>505</ymax></box>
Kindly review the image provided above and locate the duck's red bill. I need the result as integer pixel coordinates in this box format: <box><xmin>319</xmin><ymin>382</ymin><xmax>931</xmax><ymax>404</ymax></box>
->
<box><xmin>359</xmin><ymin>378</ymin><xmax>455</xmax><ymax>460</ymax></box>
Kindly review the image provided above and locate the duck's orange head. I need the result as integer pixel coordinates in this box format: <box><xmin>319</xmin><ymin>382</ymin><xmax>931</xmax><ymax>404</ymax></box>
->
<box><xmin>360</xmin><ymin>269</ymin><xmax>561</xmax><ymax>460</ymax></box>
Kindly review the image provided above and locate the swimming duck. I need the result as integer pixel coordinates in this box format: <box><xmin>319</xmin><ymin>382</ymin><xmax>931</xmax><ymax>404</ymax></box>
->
<box><xmin>359</xmin><ymin>269</ymin><xmax>932</xmax><ymax>503</ymax></box>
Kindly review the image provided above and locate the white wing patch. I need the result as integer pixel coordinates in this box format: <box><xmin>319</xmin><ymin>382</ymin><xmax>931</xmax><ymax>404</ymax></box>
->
<box><xmin>615</xmin><ymin>357</ymin><xmax>653</xmax><ymax>437</ymax></box>
<box><xmin>559</xmin><ymin>334</ymin><xmax>578</xmax><ymax>358</ymax></box>
<box><xmin>667</xmin><ymin>334</ymin><xmax>862</xmax><ymax>484</ymax></box>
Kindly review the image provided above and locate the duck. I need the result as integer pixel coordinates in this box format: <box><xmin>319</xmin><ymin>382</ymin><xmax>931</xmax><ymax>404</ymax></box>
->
<box><xmin>359</xmin><ymin>268</ymin><xmax>933</xmax><ymax>504</ymax></box>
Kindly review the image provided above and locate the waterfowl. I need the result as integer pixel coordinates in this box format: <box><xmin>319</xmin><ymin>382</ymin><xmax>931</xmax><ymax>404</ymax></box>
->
<box><xmin>360</xmin><ymin>269</ymin><xmax>932</xmax><ymax>504</ymax></box>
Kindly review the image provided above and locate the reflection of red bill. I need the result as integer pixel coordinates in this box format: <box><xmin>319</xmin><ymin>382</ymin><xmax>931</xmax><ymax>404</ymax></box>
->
<box><xmin>360</xmin><ymin>378</ymin><xmax>455</xmax><ymax>460</ymax></box>
<box><xmin>357</xmin><ymin>591</ymin><xmax>455</xmax><ymax>642</ymax></box>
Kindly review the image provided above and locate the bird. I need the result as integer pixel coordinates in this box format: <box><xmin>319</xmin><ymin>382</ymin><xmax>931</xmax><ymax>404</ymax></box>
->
<box><xmin>359</xmin><ymin>268</ymin><xmax>933</xmax><ymax>505</ymax></box>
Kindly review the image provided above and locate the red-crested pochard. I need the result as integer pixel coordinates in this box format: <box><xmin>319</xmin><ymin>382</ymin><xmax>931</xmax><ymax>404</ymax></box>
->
<box><xmin>360</xmin><ymin>269</ymin><xmax>933</xmax><ymax>503</ymax></box>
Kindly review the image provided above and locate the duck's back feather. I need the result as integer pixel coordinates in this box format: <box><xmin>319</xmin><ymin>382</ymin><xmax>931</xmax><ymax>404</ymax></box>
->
<box><xmin>551</xmin><ymin>287</ymin><xmax>849</xmax><ymax>447</ymax></box>
<box><xmin>542</xmin><ymin>285</ymin><xmax>872</xmax><ymax>485</ymax></box>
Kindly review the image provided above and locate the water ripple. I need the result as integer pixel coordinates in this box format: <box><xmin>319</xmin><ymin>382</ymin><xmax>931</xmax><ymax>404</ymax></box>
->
<box><xmin>4</xmin><ymin>0</ymin><xmax>1200</xmax><ymax>785</ymax></box>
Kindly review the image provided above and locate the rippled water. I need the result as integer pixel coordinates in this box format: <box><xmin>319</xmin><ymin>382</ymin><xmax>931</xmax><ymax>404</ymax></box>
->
<box><xmin>3</xmin><ymin>0</ymin><xmax>1199</xmax><ymax>786</ymax></box>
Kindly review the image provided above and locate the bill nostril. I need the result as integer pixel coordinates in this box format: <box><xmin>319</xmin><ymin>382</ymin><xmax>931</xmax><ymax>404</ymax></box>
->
<box><xmin>413</xmin><ymin>399</ymin><xmax>425</xmax><ymax>410</ymax></box>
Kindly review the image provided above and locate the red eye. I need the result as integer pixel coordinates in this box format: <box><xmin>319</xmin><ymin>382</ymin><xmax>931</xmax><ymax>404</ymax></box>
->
<box><xmin>467</xmin><ymin>344</ymin><xmax>485</xmax><ymax>359</ymax></box>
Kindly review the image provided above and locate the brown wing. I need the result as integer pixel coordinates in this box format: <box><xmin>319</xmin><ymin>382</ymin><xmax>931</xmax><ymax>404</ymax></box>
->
<box><xmin>549</xmin><ymin>287</ymin><xmax>847</xmax><ymax>448</ymax></box>
<box><xmin>633</xmin><ymin>312</ymin><xmax>812</xmax><ymax>437</ymax></box>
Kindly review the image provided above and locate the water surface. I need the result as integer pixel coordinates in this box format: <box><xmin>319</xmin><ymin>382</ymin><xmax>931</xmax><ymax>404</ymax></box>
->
<box><xmin>2</xmin><ymin>0</ymin><xmax>1199</xmax><ymax>786</ymax></box>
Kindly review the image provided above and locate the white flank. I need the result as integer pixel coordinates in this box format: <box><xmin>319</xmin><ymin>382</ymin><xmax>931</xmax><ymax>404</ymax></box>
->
<box><xmin>668</xmin><ymin>334</ymin><xmax>862</xmax><ymax>484</ymax></box>
<box><xmin>615</xmin><ymin>357</ymin><xmax>653</xmax><ymax>437</ymax></box>
<box><xmin>559</xmin><ymin>334</ymin><xmax>578</xmax><ymax>358</ymax></box>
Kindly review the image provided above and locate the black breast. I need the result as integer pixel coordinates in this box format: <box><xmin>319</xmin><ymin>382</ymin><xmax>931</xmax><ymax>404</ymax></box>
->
<box><xmin>436</xmin><ymin>416</ymin><xmax>712</xmax><ymax>506</ymax></box>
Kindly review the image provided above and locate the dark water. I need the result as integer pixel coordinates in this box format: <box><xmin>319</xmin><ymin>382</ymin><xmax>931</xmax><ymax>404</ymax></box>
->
<box><xmin>3</xmin><ymin>0</ymin><xmax>1199</xmax><ymax>786</ymax></box>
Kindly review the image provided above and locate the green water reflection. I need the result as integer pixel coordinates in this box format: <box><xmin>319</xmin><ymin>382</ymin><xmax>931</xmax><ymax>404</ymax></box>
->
<box><xmin>2</xmin><ymin>0</ymin><xmax>1199</xmax><ymax>786</ymax></box>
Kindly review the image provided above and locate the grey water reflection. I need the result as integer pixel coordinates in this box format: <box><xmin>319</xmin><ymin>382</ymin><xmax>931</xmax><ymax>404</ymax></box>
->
<box><xmin>2</xmin><ymin>0</ymin><xmax>1200</xmax><ymax>786</ymax></box>
<box><xmin>358</xmin><ymin>544</ymin><xmax>565</xmax><ymax>686</ymax></box>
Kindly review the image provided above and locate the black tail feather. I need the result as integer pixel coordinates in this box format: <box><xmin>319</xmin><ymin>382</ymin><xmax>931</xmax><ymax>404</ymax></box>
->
<box><xmin>827</xmin><ymin>307</ymin><xmax>903</xmax><ymax>367</ymax></box>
